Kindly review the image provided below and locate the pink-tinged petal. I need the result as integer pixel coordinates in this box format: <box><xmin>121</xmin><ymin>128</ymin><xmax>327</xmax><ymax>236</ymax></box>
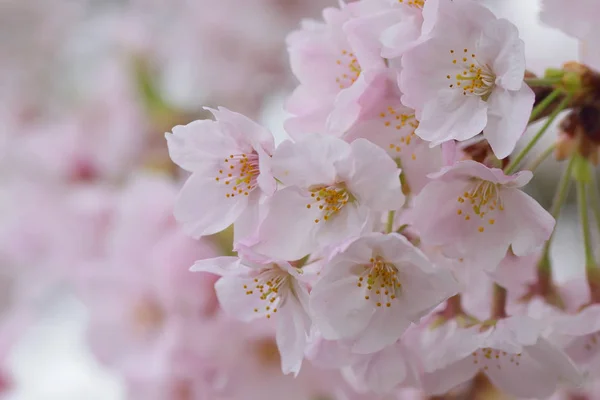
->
<box><xmin>527</xmin><ymin>338</ymin><xmax>583</xmax><ymax>389</ymax></box>
<box><xmin>284</xmin><ymin>106</ymin><xmax>333</xmax><ymax>140</ymax></box>
<box><xmin>410</xmin><ymin>180</ymin><xmax>473</xmax><ymax>243</ymax></box>
<box><xmin>190</xmin><ymin>257</ymin><xmax>242</xmax><ymax>276</ymax></box>
<box><xmin>380</xmin><ymin>9</ymin><xmax>423</xmax><ymax>58</ymax></box>
<box><xmin>441</xmin><ymin>140</ymin><xmax>457</xmax><ymax>166</ymax></box>
<box><xmin>502</xmin><ymin>188</ymin><xmax>555</xmax><ymax>256</ymax></box>
<box><xmin>310</xmin><ymin>267</ymin><xmax>375</xmax><ymax>341</ymax></box>
<box><xmin>174</xmin><ymin>173</ymin><xmax>248</xmax><ymax>237</ymax></box>
<box><xmin>398</xmin><ymin>267</ymin><xmax>459</xmax><ymax>319</ymax></box>
<box><xmin>417</xmin><ymin>91</ymin><xmax>488</xmax><ymax>145</ymax></box>
<box><xmin>271</xmin><ymin>134</ymin><xmax>351</xmax><ymax>188</ymax></box>
<box><xmin>276</xmin><ymin>283</ymin><xmax>311</xmax><ymax>376</ymax></box>
<box><xmin>429</xmin><ymin>159</ymin><xmax>531</xmax><ymax>187</ymax></box>
<box><xmin>349</xmin><ymin>342</ymin><xmax>411</xmax><ymax>394</ymax></box>
<box><xmin>166</xmin><ymin>120</ymin><xmax>237</xmax><ymax>172</ymax></box>
<box><xmin>327</xmin><ymin>71</ymin><xmax>378</xmax><ymax>134</ymax></box>
<box><xmin>484</xmin><ymin>86</ymin><xmax>535</xmax><ymax>159</ymax></box>
<box><xmin>207</xmin><ymin>107</ymin><xmax>275</xmax><ymax>153</ymax></box>
<box><xmin>343</xmin><ymin>8</ymin><xmax>397</xmax><ymax>69</ymax></box>
<box><xmin>250</xmin><ymin>187</ymin><xmax>319</xmax><ymax>261</ymax></box>
<box><xmin>422</xmin><ymin>357</ymin><xmax>479</xmax><ymax>396</ymax></box>
<box><xmin>350</xmin><ymin>307</ymin><xmax>411</xmax><ymax>354</ymax></box>
<box><xmin>232</xmin><ymin>192</ymin><xmax>262</xmax><ymax>245</ymax></box>
<box><xmin>484</xmin><ymin>352</ymin><xmax>559</xmax><ymax>398</ymax></box>
<box><xmin>256</xmin><ymin>146</ymin><xmax>276</xmax><ymax>195</ymax></box>
<box><xmin>305</xmin><ymin>332</ymin><xmax>357</xmax><ymax>369</ymax></box>
<box><xmin>478</xmin><ymin>19</ymin><xmax>526</xmax><ymax>91</ymax></box>
<box><xmin>314</xmin><ymin>203</ymin><xmax>372</xmax><ymax>249</ymax></box>
<box><xmin>214</xmin><ymin>276</ymin><xmax>268</xmax><ymax>322</ymax></box>
<box><xmin>344</xmin><ymin>138</ymin><xmax>404</xmax><ymax>211</ymax></box>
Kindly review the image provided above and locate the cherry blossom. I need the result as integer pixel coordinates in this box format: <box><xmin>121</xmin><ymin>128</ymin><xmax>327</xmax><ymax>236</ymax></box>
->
<box><xmin>310</xmin><ymin>232</ymin><xmax>458</xmax><ymax>354</ymax></box>
<box><xmin>400</xmin><ymin>0</ymin><xmax>534</xmax><ymax>159</ymax></box>
<box><xmin>249</xmin><ymin>134</ymin><xmax>404</xmax><ymax>260</ymax></box>
<box><xmin>546</xmin><ymin>305</ymin><xmax>600</xmax><ymax>375</ymax></box>
<box><xmin>335</xmin><ymin>69</ymin><xmax>443</xmax><ymax>194</ymax></box>
<box><xmin>285</xmin><ymin>1</ymin><xmax>386</xmax><ymax>136</ymax></box>
<box><xmin>410</xmin><ymin>160</ymin><xmax>554</xmax><ymax>271</ymax></box>
<box><xmin>191</xmin><ymin>249</ymin><xmax>311</xmax><ymax>376</ymax></box>
<box><xmin>420</xmin><ymin>317</ymin><xmax>582</xmax><ymax>398</ymax></box>
<box><xmin>166</xmin><ymin>107</ymin><xmax>276</xmax><ymax>238</ymax></box>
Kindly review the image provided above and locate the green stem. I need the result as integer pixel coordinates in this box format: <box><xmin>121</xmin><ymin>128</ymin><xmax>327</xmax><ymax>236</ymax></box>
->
<box><xmin>589</xmin><ymin>169</ymin><xmax>600</xmax><ymax>237</ymax></box>
<box><xmin>386</xmin><ymin>211</ymin><xmax>395</xmax><ymax>234</ymax></box>
<box><xmin>537</xmin><ymin>156</ymin><xmax>575</xmax><ymax>293</ymax></box>
<box><xmin>577</xmin><ymin>179</ymin><xmax>596</xmax><ymax>269</ymax></box>
<box><xmin>504</xmin><ymin>93</ymin><xmax>572</xmax><ymax>175</ymax></box>
<box><xmin>525</xmin><ymin>77</ymin><xmax>562</xmax><ymax>87</ymax></box>
<box><xmin>530</xmin><ymin>88</ymin><xmax>563</xmax><ymax>122</ymax></box>
<box><xmin>525</xmin><ymin>143</ymin><xmax>556</xmax><ymax>173</ymax></box>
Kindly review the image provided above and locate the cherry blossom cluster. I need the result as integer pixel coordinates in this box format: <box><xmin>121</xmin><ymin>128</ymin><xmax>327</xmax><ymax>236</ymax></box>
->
<box><xmin>166</xmin><ymin>0</ymin><xmax>600</xmax><ymax>398</ymax></box>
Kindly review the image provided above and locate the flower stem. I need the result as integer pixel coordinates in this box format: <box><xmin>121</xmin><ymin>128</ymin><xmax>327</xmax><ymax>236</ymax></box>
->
<box><xmin>491</xmin><ymin>284</ymin><xmax>507</xmax><ymax>319</ymax></box>
<box><xmin>525</xmin><ymin>77</ymin><xmax>563</xmax><ymax>87</ymax></box>
<box><xmin>537</xmin><ymin>156</ymin><xmax>575</xmax><ymax>294</ymax></box>
<box><xmin>577</xmin><ymin>179</ymin><xmax>595</xmax><ymax>270</ymax></box>
<box><xmin>525</xmin><ymin>143</ymin><xmax>556</xmax><ymax>173</ymax></box>
<box><xmin>386</xmin><ymin>211</ymin><xmax>395</xmax><ymax>234</ymax></box>
<box><xmin>504</xmin><ymin>93</ymin><xmax>572</xmax><ymax>175</ymax></box>
<box><xmin>530</xmin><ymin>88</ymin><xmax>563</xmax><ymax>122</ymax></box>
<box><xmin>589</xmin><ymin>170</ymin><xmax>600</xmax><ymax>237</ymax></box>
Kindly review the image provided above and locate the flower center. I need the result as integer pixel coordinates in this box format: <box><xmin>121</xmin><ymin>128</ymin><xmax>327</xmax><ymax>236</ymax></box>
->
<box><xmin>379</xmin><ymin>107</ymin><xmax>419</xmax><ymax>160</ymax></box>
<box><xmin>472</xmin><ymin>348</ymin><xmax>522</xmax><ymax>371</ymax></box>
<box><xmin>132</xmin><ymin>297</ymin><xmax>165</xmax><ymax>333</ymax></box>
<box><xmin>456</xmin><ymin>180</ymin><xmax>504</xmax><ymax>233</ymax></box>
<box><xmin>335</xmin><ymin>50</ymin><xmax>361</xmax><ymax>89</ymax></box>
<box><xmin>306</xmin><ymin>184</ymin><xmax>354</xmax><ymax>223</ymax></box>
<box><xmin>447</xmin><ymin>49</ymin><xmax>496</xmax><ymax>99</ymax></box>
<box><xmin>244</xmin><ymin>268</ymin><xmax>289</xmax><ymax>319</ymax></box>
<box><xmin>357</xmin><ymin>256</ymin><xmax>401</xmax><ymax>308</ymax></box>
<box><xmin>215</xmin><ymin>152</ymin><xmax>260</xmax><ymax>198</ymax></box>
<box><xmin>397</xmin><ymin>0</ymin><xmax>425</xmax><ymax>8</ymax></box>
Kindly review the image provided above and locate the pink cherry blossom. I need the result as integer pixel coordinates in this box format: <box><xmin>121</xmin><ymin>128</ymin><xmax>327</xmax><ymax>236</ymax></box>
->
<box><xmin>191</xmin><ymin>249</ymin><xmax>311</xmax><ymax>376</ymax></box>
<box><xmin>420</xmin><ymin>316</ymin><xmax>582</xmax><ymax>398</ymax></box>
<box><xmin>410</xmin><ymin>160</ymin><xmax>554</xmax><ymax>271</ymax></box>
<box><xmin>343</xmin><ymin>338</ymin><xmax>420</xmax><ymax>395</ymax></box>
<box><xmin>285</xmin><ymin>2</ymin><xmax>386</xmax><ymax>136</ymax></box>
<box><xmin>310</xmin><ymin>232</ymin><xmax>458</xmax><ymax>354</ymax></box>
<box><xmin>334</xmin><ymin>69</ymin><xmax>443</xmax><ymax>194</ymax></box>
<box><xmin>400</xmin><ymin>0</ymin><xmax>534</xmax><ymax>159</ymax></box>
<box><xmin>166</xmin><ymin>107</ymin><xmax>276</xmax><ymax>238</ymax></box>
<box><xmin>346</xmin><ymin>0</ymin><xmax>438</xmax><ymax>60</ymax></box>
<box><xmin>249</xmin><ymin>134</ymin><xmax>403</xmax><ymax>260</ymax></box>
<box><xmin>74</xmin><ymin>175</ymin><xmax>219</xmax><ymax>378</ymax></box>
<box><xmin>546</xmin><ymin>305</ymin><xmax>600</xmax><ymax>376</ymax></box>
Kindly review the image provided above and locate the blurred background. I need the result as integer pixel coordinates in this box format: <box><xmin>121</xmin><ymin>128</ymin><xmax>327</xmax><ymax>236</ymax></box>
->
<box><xmin>0</xmin><ymin>0</ymin><xmax>591</xmax><ymax>399</ymax></box>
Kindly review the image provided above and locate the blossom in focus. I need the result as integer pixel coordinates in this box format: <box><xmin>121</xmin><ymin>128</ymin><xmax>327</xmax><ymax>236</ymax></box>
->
<box><xmin>420</xmin><ymin>317</ymin><xmax>582</xmax><ymax>398</ymax></box>
<box><xmin>285</xmin><ymin>2</ymin><xmax>386</xmax><ymax>136</ymax></box>
<box><xmin>410</xmin><ymin>160</ymin><xmax>554</xmax><ymax>271</ymax></box>
<box><xmin>335</xmin><ymin>69</ymin><xmax>442</xmax><ymax>194</ymax></box>
<box><xmin>192</xmin><ymin>249</ymin><xmax>311</xmax><ymax>376</ymax></box>
<box><xmin>166</xmin><ymin>107</ymin><xmax>276</xmax><ymax>238</ymax></box>
<box><xmin>400</xmin><ymin>0</ymin><xmax>534</xmax><ymax>159</ymax></box>
<box><xmin>310</xmin><ymin>232</ymin><xmax>458</xmax><ymax>354</ymax></box>
<box><xmin>249</xmin><ymin>134</ymin><xmax>404</xmax><ymax>260</ymax></box>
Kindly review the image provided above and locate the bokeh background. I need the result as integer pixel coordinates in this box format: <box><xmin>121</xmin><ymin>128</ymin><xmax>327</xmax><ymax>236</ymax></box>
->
<box><xmin>0</xmin><ymin>0</ymin><xmax>590</xmax><ymax>399</ymax></box>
